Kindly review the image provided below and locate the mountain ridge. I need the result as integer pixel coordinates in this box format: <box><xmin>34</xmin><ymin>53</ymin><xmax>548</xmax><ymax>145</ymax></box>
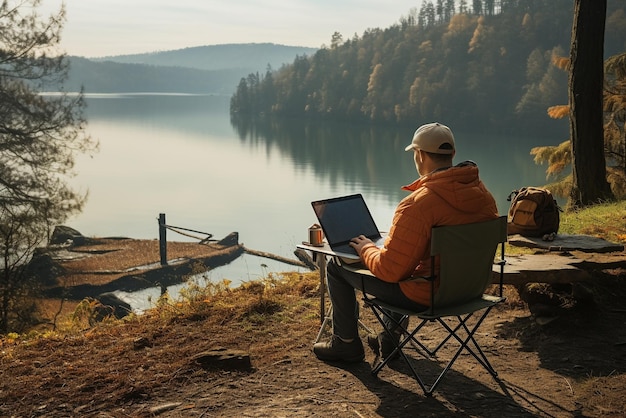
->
<box><xmin>64</xmin><ymin>43</ymin><xmax>318</xmax><ymax>94</ymax></box>
<box><xmin>91</xmin><ymin>43</ymin><xmax>318</xmax><ymax>71</ymax></box>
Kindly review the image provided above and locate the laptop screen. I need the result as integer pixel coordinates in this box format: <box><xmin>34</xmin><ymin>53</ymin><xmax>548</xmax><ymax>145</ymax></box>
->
<box><xmin>311</xmin><ymin>194</ymin><xmax>381</xmax><ymax>246</ymax></box>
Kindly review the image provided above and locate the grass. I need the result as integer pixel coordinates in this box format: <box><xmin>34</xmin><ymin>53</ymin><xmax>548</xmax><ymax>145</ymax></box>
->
<box><xmin>33</xmin><ymin>269</ymin><xmax>323</xmax><ymax>348</ymax></box>
<box><xmin>559</xmin><ymin>199</ymin><xmax>626</xmax><ymax>243</ymax></box>
<box><xmin>505</xmin><ymin>199</ymin><xmax>626</xmax><ymax>256</ymax></box>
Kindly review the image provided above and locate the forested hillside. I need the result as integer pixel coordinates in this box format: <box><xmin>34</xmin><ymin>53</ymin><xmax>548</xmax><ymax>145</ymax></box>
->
<box><xmin>60</xmin><ymin>44</ymin><xmax>317</xmax><ymax>95</ymax></box>
<box><xmin>230</xmin><ymin>0</ymin><xmax>626</xmax><ymax>136</ymax></box>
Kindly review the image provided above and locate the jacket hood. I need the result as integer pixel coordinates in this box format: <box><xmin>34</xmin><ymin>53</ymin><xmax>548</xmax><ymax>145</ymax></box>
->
<box><xmin>401</xmin><ymin>161</ymin><xmax>493</xmax><ymax>214</ymax></box>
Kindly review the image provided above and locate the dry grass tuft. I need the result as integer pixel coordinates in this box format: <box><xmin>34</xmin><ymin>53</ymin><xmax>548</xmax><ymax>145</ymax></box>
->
<box><xmin>576</xmin><ymin>374</ymin><xmax>626</xmax><ymax>416</ymax></box>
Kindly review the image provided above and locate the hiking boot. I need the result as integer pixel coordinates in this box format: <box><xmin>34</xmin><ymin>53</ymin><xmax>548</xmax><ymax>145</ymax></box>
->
<box><xmin>380</xmin><ymin>317</ymin><xmax>408</xmax><ymax>360</ymax></box>
<box><xmin>379</xmin><ymin>331</ymin><xmax>400</xmax><ymax>360</ymax></box>
<box><xmin>313</xmin><ymin>335</ymin><xmax>365</xmax><ymax>363</ymax></box>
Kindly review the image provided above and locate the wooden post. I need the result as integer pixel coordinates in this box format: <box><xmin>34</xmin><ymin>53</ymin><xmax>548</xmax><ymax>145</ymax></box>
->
<box><xmin>158</xmin><ymin>213</ymin><xmax>167</xmax><ymax>265</ymax></box>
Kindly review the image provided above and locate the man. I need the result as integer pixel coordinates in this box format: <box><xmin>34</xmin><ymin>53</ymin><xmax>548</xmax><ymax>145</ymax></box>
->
<box><xmin>313</xmin><ymin>122</ymin><xmax>499</xmax><ymax>363</ymax></box>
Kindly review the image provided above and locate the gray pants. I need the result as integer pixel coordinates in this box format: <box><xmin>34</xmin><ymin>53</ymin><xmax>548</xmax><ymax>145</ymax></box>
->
<box><xmin>326</xmin><ymin>259</ymin><xmax>427</xmax><ymax>339</ymax></box>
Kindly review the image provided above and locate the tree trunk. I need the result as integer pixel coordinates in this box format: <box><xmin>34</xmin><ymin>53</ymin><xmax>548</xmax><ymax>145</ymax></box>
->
<box><xmin>569</xmin><ymin>0</ymin><xmax>614</xmax><ymax>207</ymax></box>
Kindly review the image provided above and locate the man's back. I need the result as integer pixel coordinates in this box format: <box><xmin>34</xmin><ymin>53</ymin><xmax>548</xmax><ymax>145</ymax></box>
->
<box><xmin>360</xmin><ymin>161</ymin><xmax>498</xmax><ymax>306</ymax></box>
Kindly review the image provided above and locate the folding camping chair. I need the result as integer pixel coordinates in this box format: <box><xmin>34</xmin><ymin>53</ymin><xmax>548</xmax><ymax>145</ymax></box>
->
<box><xmin>361</xmin><ymin>216</ymin><xmax>508</xmax><ymax>396</ymax></box>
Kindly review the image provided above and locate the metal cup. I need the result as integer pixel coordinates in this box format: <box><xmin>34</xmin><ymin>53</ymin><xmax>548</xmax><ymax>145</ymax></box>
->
<box><xmin>308</xmin><ymin>224</ymin><xmax>324</xmax><ymax>246</ymax></box>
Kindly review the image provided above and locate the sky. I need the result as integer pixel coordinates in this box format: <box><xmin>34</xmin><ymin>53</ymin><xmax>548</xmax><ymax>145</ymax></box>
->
<box><xmin>39</xmin><ymin>1</ymin><xmax>424</xmax><ymax>58</ymax></box>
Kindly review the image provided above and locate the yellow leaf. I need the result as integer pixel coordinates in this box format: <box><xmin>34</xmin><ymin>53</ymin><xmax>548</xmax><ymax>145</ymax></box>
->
<box><xmin>547</xmin><ymin>105</ymin><xmax>569</xmax><ymax>119</ymax></box>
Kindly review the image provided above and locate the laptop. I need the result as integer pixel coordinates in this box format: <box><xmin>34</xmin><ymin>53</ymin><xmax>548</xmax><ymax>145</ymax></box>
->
<box><xmin>311</xmin><ymin>194</ymin><xmax>386</xmax><ymax>259</ymax></box>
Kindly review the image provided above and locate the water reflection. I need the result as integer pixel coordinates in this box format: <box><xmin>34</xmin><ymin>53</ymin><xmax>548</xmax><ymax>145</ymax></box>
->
<box><xmin>232</xmin><ymin>115</ymin><xmax>418</xmax><ymax>205</ymax></box>
<box><xmin>229</xmin><ymin>113</ymin><xmax>554</xmax><ymax>211</ymax></box>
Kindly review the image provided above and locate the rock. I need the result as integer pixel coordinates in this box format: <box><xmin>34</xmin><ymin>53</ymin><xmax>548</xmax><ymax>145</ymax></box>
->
<box><xmin>149</xmin><ymin>402</ymin><xmax>182</xmax><ymax>415</ymax></box>
<box><xmin>192</xmin><ymin>348</ymin><xmax>252</xmax><ymax>371</ymax></box>
<box><xmin>50</xmin><ymin>225</ymin><xmax>89</xmax><ymax>246</ymax></box>
<box><xmin>91</xmin><ymin>292</ymin><xmax>132</xmax><ymax>323</ymax></box>
<box><xmin>25</xmin><ymin>248</ymin><xmax>65</xmax><ymax>286</ymax></box>
<box><xmin>133</xmin><ymin>337</ymin><xmax>152</xmax><ymax>350</ymax></box>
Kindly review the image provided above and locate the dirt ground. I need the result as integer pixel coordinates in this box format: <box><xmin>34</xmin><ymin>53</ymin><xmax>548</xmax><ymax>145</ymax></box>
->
<box><xmin>1</xmin><ymin>243</ymin><xmax>626</xmax><ymax>417</ymax></box>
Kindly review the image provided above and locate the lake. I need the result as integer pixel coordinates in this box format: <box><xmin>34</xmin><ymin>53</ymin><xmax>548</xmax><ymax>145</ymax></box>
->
<box><xmin>69</xmin><ymin>93</ymin><xmax>558</xmax><ymax>310</ymax></box>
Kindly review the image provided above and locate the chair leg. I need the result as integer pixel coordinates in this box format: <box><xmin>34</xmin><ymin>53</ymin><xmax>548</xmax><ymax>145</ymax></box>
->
<box><xmin>364</xmin><ymin>300</ymin><xmax>500</xmax><ymax>396</ymax></box>
<box><xmin>418</xmin><ymin>310</ymin><xmax>500</xmax><ymax>395</ymax></box>
<box><xmin>364</xmin><ymin>301</ymin><xmax>432</xmax><ymax>395</ymax></box>
<box><xmin>435</xmin><ymin>308</ymin><xmax>498</xmax><ymax>377</ymax></box>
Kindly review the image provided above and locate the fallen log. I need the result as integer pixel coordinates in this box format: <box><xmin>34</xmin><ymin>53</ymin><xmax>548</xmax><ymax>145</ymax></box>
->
<box><xmin>243</xmin><ymin>247</ymin><xmax>308</xmax><ymax>268</ymax></box>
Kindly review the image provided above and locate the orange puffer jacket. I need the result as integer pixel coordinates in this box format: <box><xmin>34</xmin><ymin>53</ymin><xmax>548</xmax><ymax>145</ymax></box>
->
<box><xmin>360</xmin><ymin>161</ymin><xmax>499</xmax><ymax>306</ymax></box>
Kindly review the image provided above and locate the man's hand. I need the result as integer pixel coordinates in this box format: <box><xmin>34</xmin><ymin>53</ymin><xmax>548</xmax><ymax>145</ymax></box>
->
<box><xmin>349</xmin><ymin>235</ymin><xmax>374</xmax><ymax>256</ymax></box>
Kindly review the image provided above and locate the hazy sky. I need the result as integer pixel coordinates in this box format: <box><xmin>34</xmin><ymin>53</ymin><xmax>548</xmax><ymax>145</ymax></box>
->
<box><xmin>39</xmin><ymin>1</ymin><xmax>424</xmax><ymax>57</ymax></box>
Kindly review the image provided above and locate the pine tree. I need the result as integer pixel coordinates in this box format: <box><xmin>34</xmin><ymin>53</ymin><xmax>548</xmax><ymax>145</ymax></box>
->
<box><xmin>0</xmin><ymin>1</ymin><xmax>96</xmax><ymax>332</ymax></box>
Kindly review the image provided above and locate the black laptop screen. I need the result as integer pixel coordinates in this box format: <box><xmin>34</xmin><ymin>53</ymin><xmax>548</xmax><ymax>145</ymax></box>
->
<box><xmin>311</xmin><ymin>194</ymin><xmax>381</xmax><ymax>246</ymax></box>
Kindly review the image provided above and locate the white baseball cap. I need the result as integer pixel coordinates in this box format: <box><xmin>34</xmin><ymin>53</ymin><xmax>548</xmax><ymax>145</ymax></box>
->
<box><xmin>404</xmin><ymin>122</ymin><xmax>455</xmax><ymax>155</ymax></box>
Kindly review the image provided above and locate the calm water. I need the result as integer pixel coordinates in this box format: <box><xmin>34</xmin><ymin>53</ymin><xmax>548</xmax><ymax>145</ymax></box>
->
<box><xmin>69</xmin><ymin>94</ymin><xmax>557</xmax><ymax>309</ymax></box>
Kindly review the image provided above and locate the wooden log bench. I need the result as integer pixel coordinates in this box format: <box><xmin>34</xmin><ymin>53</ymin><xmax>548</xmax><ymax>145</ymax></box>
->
<box><xmin>492</xmin><ymin>233</ymin><xmax>625</xmax><ymax>286</ymax></box>
<box><xmin>508</xmin><ymin>233</ymin><xmax>624</xmax><ymax>254</ymax></box>
<box><xmin>493</xmin><ymin>253</ymin><xmax>591</xmax><ymax>286</ymax></box>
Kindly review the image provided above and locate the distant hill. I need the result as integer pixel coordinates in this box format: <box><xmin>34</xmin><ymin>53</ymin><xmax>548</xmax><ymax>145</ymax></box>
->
<box><xmin>93</xmin><ymin>43</ymin><xmax>318</xmax><ymax>71</ymax></box>
<box><xmin>65</xmin><ymin>57</ymin><xmax>247</xmax><ymax>95</ymax></box>
<box><xmin>62</xmin><ymin>43</ymin><xmax>318</xmax><ymax>94</ymax></box>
